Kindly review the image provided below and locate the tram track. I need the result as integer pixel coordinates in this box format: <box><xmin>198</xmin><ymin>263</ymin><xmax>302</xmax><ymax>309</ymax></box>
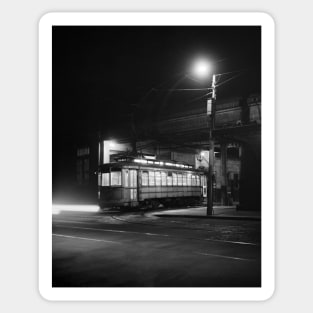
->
<box><xmin>53</xmin><ymin>214</ymin><xmax>259</xmax><ymax>246</ymax></box>
<box><xmin>109</xmin><ymin>214</ymin><xmax>260</xmax><ymax>245</ymax></box>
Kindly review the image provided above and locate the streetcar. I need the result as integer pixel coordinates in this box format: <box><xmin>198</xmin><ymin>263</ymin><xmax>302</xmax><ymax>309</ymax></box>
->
<box><xmin>98</xmin><ymin>156</ymin><xmax>207</xmax><ymax>209</ymax></box>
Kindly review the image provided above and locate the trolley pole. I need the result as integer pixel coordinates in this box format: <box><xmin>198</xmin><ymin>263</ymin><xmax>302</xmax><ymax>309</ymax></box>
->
<box><xmin>207</xmin><ymin>74</ymin><xmax>216</xmax><ymax>216</ymax></box>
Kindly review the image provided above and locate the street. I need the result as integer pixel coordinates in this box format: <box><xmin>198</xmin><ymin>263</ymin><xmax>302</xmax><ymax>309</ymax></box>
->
<box><xmin>52</xmin><ymin>208</ymin><xmax>261</xmax><ymax>287</ymax></box>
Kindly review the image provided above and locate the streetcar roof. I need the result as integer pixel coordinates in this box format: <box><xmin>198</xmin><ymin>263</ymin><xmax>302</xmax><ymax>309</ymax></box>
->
<box><xmin>98</xmin><ymin>159</ymin><xmax>205</xmax><ymax>173</ymax></box>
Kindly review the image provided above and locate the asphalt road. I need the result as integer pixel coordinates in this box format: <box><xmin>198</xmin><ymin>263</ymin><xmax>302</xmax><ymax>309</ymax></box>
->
<box><xmin>52</xmin><ymin>209</ymin><xmax>261</xmax><ymax>287</ymax></box>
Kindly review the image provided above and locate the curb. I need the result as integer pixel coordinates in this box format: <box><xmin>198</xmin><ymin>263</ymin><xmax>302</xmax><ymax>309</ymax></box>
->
<box><xmin>153</xmin><ymin>214</ymin><xmax>261</xmax><ymax>221</ymax></box>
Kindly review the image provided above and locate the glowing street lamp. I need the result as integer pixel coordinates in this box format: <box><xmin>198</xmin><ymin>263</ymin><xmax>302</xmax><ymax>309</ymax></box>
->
<box><xmin>192</xmin><ymin>58</ymin><xmax>212</xmax><ymax>79</ymax></box>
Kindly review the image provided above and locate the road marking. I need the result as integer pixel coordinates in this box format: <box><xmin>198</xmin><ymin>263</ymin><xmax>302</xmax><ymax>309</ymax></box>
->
<box><xmin>54</xmin><ymin>225</ymin><xmax>169</xmax><ymax>237</ymax></box>
<box><xmin>195</xmin><ymin>252</ymin><xmax>255</xmax><ymax>261</ymax></box>
<box><xmin>204</xmin><ymin>238</ymin><xmax>258</xmax><ymax>246</ymax></box>
<box><xmin>54</xmin><ymin>223</ymin><xmax>259</xmax><ymax>245</ymax></box>
<box><xmin>54</xmin><ymin>220</ymin><xmax>259</xmax><ymax>246</ymax></box>
<box><xmin>52</xmin><ymin>233</ymin><xmax>121</xmax><ymax>244</ymax></box>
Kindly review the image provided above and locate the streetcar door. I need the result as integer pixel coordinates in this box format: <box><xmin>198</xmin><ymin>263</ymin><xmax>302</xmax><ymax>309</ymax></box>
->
<box><xmin>129</xmin><ymin>169</ymin><xmax>137</xmax><ymax>201</ymax></box>
<box><xmin>201</xmin><ymin>175</ymin><xmax>207</xmax><ymax>197</ymax></box>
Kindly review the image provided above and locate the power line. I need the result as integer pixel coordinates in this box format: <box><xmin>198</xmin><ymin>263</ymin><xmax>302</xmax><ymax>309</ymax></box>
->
<box><xmin>153</xmin><ymin>88</ymin><xmax>210</xmax><ymax>91</ymax></box>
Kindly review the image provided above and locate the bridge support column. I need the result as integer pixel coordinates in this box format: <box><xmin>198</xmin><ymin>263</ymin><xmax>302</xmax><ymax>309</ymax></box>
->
<box><xmin>220</xmin><ymin>143</ymin><xmax>228</xmax><ymax>205</ymax></box>
<box><xmin>239</xmin><ymin>143</ymin><xmax>261</xmax><ymax>211</ymax></box>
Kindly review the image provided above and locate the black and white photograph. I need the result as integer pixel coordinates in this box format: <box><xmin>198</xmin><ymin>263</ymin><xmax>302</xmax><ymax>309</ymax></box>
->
<box><xmin>39</xmin><ymin>12</ymin><xmax>274</xmax><ymax>301</ymax></box>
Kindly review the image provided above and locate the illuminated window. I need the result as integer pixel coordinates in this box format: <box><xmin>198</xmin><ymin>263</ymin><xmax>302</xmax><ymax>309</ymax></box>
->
<box><xmin>77</xmin><ymin>147</ymin><xmax>90</xmax><ymax>156</ymax></box>
<box><xmin>130</xmin><ymin>170</ymin><xmax>137</xmax><ymax>187</ymax></box>
<box><xmin>111</xmin><ymin>171</ymin><xmax>121</xmax><ymax>186</ymax></box>
<box><xmin>101</xmin><ymin>173</ymin><xmax>110</xmax><ymax>186</ymax></box>
<box><xmin>167</xmin><ymin>172</ymin><xmax>173</xmax><ymax>186</ymax></box>
<box><xmin>196</xmin><ymin>175</ymin><xmax>200</xmax><ymax>186</ymax></box>
<box><xmin>177</xmin><ymin>173</ymin><xmax>183</xmax><ymax>186</ymax></box>
<box><xmin>123</xmin><ymin>170</ymin><xmax>129</xmax><ymax>187</ymax></box>
<box><xmin>191</xmin><ymin>175</ymin><xmax>196</xmax><ymax>186</ymax></box>
<box><xmin>155</xmin><ymin>171</ymin><xmax>161</xmax><ymax>186</ymax></box>
<box><xmin>172</xmin><ymin>172</ymin><xmax>177</xmax><ymax>185</ymax></box>
<box><xmin>182</xmin><ymin>174</ymin><xmax>187</xmax><ymax>186</ymax></box>
<box><xmin>149</xmin><ymin>171</ymin><xmax>155</xmax><ymax>186</ymax></box>
<box><xmin>161</xmin><ymin>172</ymin><xmax>167</xmax><ymax>186</ymax></box>
<box><xmin>142</xmin><ymin>171</ymin><xmax>148</xmax><ymax>186</ymax></box>
<box><xmin>187</xmin><ymin>173</ymin><xmax>192</xmax><ymax>186</ymax></box>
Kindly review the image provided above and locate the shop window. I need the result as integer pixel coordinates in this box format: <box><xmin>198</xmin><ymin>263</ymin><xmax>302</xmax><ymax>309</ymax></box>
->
<box><xmin>77</xmin><ymin>147</ymin><xmax>90</xmax><ymax>157</ymax></box>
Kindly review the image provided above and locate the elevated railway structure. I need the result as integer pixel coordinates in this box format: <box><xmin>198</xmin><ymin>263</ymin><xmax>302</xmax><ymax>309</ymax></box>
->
<box><xmin>144</xmin><ymin>94</ymin><xmax>261</xmax><ymax>210</ymax></box>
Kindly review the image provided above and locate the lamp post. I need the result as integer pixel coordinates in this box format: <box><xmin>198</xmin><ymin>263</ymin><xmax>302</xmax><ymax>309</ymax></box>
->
<box><xmin>192</xmin><ymin>58</ymin><xmax>216</xmax><ymax>215</ymax></box>
<box><xmin>207</xmin><ymin>74</ymin><xmax>216</xmax><ymax>215</ymax></box>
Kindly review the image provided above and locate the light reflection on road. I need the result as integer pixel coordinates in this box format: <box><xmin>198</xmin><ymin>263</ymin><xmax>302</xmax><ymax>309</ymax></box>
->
<box><xmin>52</xmin><ymin>204</ymin><xmax>100</xmax><ymax>215</ymax></box>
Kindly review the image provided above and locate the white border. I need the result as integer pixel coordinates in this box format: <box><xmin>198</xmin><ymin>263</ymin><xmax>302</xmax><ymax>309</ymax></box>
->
<box><xmin>39</xmin><ymin>12</ymin><xmax>275</xmax><ymax>301</ymax></box>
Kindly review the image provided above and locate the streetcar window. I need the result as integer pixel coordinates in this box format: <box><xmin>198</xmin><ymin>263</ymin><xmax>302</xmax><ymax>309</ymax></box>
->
<box><xmin>187</xmin><ymin>173</ymin><xmax>192</xmax><ymax>186</ymax></box>
<box><xmin>149</xmin><ymin>171</ymin><xmax>155</xmax><ymax>186</ymax></box>
<box><xmin>98</xmin><ymin>173</ymin><xmax>101</xmax><ymax>186</ymax></box>
<box><xmin>191</xmin><ymin>175</ymin><xmax>196</xmax><ymax>186</ymax></box>
<box><xmin>155</xmin><ymin>171</ymin><xmax>161</xmax><ymax>186</ymax></box>
<box><xmin>130</xmin><ymin>170</ymin><xmax>137</xmax><ymax>187</ymax></box>
<box><xmin>161</xmin><ymin>172</ymin><xmax>167</xmax><ymax>186</ymax></box>
<box><xmin>172</xmin><ymin>172</ymin><xmax>177</xmax><ymax>185</ymax></box>
<box><xmin>101</xmin><ymin>173</ymin><xmax>110</xmax><ymax>186</ymax></box>
<box><xmin>196</xmin><ymin>175</ymin><xmax>200</xmax><ymax>186</ymax></box>
<box><xmin>141</xmin><ymin>171</ymin><xmax>148</xmax><ymax>186</ymax></box>
<box><xmin>111</xmin><ymin>171</ymin><xmax>122</xmax><ymax>186</ymax></box>
<box><xmin>182</xmin><ymin>174</ymin><xmax>187</xmax><ymax>186</ymax></box>
<box><xmin>167</xmin><ymin>172</ymin><xmax>173</xmax><ymax>186</ymax></box>
<box><xmin>177</xmin><ymin>173</ymin><xmax>183</xmax><ymax>186</ymax></box>
<box><xmin>123</xmin><ymin>170</ymin><xmax>129</xmax><ymax>187</ymax></box>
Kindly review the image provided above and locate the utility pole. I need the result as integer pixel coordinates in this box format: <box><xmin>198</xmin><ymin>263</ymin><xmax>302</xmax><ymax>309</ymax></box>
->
<box><xmin>207</xmin><ymin>74</ymin><xmax>216</xmax><ymax>215</ymax></box>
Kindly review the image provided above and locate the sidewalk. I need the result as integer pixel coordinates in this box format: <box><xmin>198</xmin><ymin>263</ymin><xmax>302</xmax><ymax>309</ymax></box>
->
<box><xmin>151</xmin><ymin>206</ymin><xmax>261</xmax><ymax>221</ymax></box>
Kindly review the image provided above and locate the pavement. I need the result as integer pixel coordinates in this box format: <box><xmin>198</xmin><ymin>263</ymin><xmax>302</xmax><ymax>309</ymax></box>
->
<box><xmin>150</xmin><ymin>205</ymin><xmax>261</xmax><ymax>221</ymax></box>
<box><xmin>52</xmin><ymin>209</ymin><xmax>261</xmax><ymax>287</ymax></box>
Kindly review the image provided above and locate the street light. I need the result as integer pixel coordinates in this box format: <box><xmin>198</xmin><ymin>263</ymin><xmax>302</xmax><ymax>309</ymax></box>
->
<box><xmin>192</xmin><ymin>58</ymin><xmax>216</xmax><ymax>216</ymax></box>
<box><xmin>192</xmin><ymin>58</ymin><xmax>211</xmax><ymax>79</ymax></box>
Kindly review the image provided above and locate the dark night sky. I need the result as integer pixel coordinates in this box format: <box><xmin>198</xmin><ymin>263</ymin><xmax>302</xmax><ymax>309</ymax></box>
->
<box><xmin>52</xmin><ymin>26</ymin><xmax>261</xmax><ymax>190</ymax></box>
<box><xmin>53</xmin><ymin>26</ymin><xmax>261</xmax><ymax>140</ymax></box>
